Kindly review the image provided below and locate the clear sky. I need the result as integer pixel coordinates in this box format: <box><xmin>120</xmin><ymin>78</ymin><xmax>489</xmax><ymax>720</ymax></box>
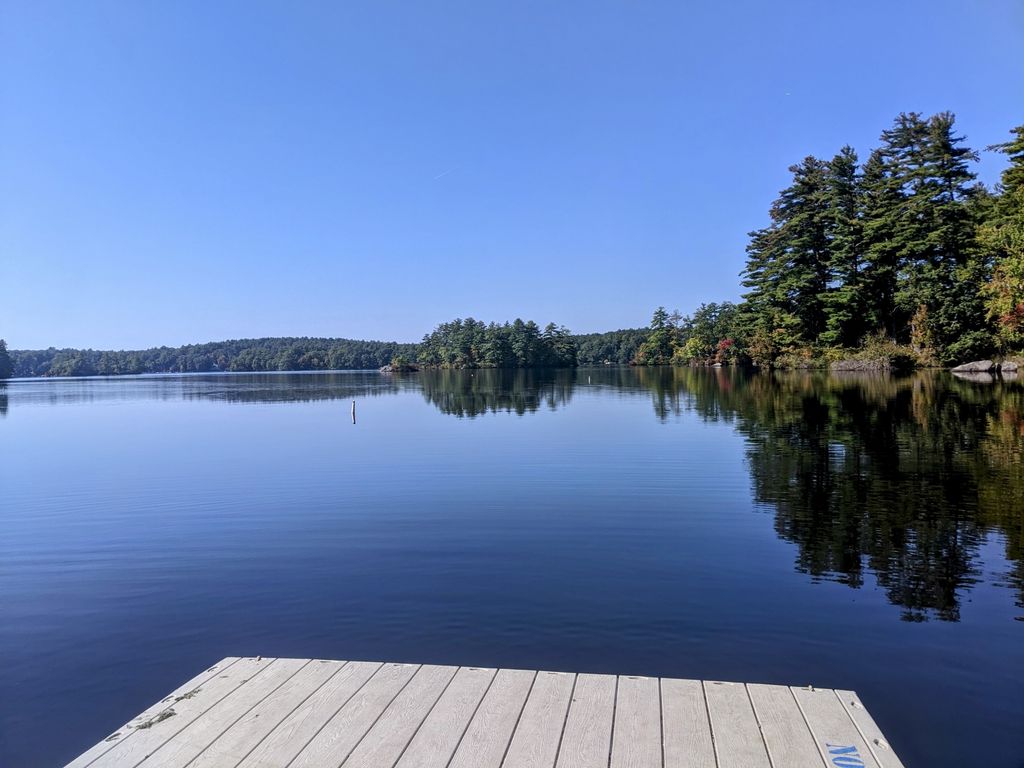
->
<box><xmin>2</xmin><ymin>0</ymin><xmax>1022</xmax><ymax>349</ymax></box>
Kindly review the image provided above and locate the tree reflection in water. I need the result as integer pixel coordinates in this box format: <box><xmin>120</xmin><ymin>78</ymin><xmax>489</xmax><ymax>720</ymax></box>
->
<box><xmin>418</xmin><ymin>368</ymin><xmax>575</xmax><ymax>418</ymax></box>
<box><xmin>633</xmin><ymin>366</ymin><xmax>1023</xmax><ymax>621</ymax></box>
<box><xmin>3</xmin><ymin>368</ymin><xmax>1020</xmax><ymax>620</ymax></box>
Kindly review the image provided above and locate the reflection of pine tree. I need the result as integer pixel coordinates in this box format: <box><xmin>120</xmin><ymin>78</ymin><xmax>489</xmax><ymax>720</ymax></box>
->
<box><xmin>419</xmin><ymin>369</ymin><xmax>576</xmax><ymax>418</ymax></box>
<box><xmin>742</xmin><ymin>374</ymin><xmax>1000</xmax><ymax>621</ymax></box>
<box><xmin>635</xmin><ymin>367</ymin><xmax>1023</xmax><ymax>620</ymax></box>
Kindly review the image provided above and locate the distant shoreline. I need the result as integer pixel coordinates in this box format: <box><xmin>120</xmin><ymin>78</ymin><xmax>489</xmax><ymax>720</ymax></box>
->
<box><xmin>4</xmin><ymin>326</ymin><xmax>649</xmax><ymax>378</ymax></box>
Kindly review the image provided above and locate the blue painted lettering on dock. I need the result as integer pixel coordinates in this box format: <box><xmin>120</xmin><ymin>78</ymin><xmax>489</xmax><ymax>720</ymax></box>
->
<box><xmin>827</xmin><ymin>743</ymin><xmax>865</xmax><ymax>767</ymax></box>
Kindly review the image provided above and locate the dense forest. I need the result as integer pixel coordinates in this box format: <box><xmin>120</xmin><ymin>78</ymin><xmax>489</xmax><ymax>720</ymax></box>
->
<box><xmin>416</xmin><ymin>318</ymin><xmax>577</xmax><ymax>368</ymax></box>
<box><xmin>633</xmin><ymin>115</ymin><xmax>1024</xmax><ymax>368</ymax></box>
<box><xmin>6</xmin><ymin>337</ymin><xmax>419</xmax><ymax>378</ymax></box>
<box><xmin>3</xmin><ymin>325</ymin><xmax>650</xmax><ymax>377</ymax></box>
<box><xmin>3</xmin><ymin>320</ymin><xmax>589</xmax><ymax>378</ymax></box>
<box><xmin>574</xmin><ymin>328</ymin><xmax>649</xmax><ymax>365</ymax></box>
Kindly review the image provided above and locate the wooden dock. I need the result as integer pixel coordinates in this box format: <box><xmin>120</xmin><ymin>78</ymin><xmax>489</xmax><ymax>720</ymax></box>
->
<box><xmin>65</xmin><ymin>657</ymin><xmax>904</xmax><ymax>768</ymax></box>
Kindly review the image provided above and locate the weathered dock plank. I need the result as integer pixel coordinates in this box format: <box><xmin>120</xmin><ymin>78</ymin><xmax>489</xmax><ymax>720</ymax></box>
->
<box><xmin>86</xmin><ymin>656</ymin><xmax>276</xmax><ymax>768</ymax></box>
<box><xmin>286</xmin><ymin>661</ymin><xmax>418</xmax><ymax>768</ymax></box>
<box><xmin>501</xmin><ymin>670</ymin><xmax>575</xmax><ymax>768</ymax></box>
<box><xmin>342</xmin><ymin>664</ymin><xmax>457</xmax><ymax>768</ymax></box>
<box><xmin>748</xmin><ymin>683</ymin><xmax>827</xmax><ymax>768</ymax></box>
<box><xmin>661</xmin><ymin>677</ymin><xmax>715</xmax><ymax>768</ymax></box>
<box><xmin>793</xmin><ymin>685</ymin><xmax>883</xmax><ymax>768</ymax></box>
<box><xmin>555</xmin><ymin>672</ymin><xmax>615</xmax><ymax>768</ymax></box>
<box><xmin>140</xmin><ymin>657</ymin><xmax>310</xmax><ymax>767</ymax></box>
<box><xmin>448</xmin><ymin>668</ymin><xmax>534</xmax><ymax>768</ymax></box>
<box><xmin>64</xmin><ymin>657</ymin><xmax>904</xmax><ymax>768</ymax></box>
<box><xmin>63</xmin><ymin>657</ymin><xmax>241</xmax><ymax>768</ymax></box>
<box><xmin>610</xmin><ymin>675</ymin><xmax>661</xmax><ymax>768</ymax></box>
<box><xmin>187</xmin><ymin>659</ymin><xmax>346</xmax><ymax>768</ymax></box>
<box><xmin>704</xmin><ymin>680</ymin><xmax>771</xmax><ymax>768</ymax></box>
<box><xmin>394</xmin><ymin>666</ymin><xmax>495</xmax><ymax>768</ymax></box>
<box><xmin>234</xmin><ymin>660</ymin><xmax>382</xmax><ymax>768</ymax></box>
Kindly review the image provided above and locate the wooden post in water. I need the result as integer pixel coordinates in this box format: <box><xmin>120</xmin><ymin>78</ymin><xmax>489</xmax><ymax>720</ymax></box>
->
<box><xmin>351</xmin><ymin>400</ymin><xmax>356</xmax><ymax>424</ymax></box>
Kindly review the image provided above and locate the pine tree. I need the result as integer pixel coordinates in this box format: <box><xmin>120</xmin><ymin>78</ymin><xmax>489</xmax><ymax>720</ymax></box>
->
<box><xmin>916</xmin><ymin>113</ymin><xmax>988</xmax><ymax>362</ymax></box>
<box><xmin>731</xmin><ymin>113</ymin><xmax>1022</xmax><ymax>365</ymax></box>
<box><xmin>981</xmin><ymin>125</ymin><xmax>1024</xmax><ymax>351</ymax></box>
<box><xmin>859</xmin><ymin>149</ymin><xmax>903</xmax><ymax>338</ymax></box>
<box><xmin>866</xmin><ymin>112</ymin><xmax>987</xmax><ymax>360</ymax></box>
<box><xmin>738</xmin><ymin>226</ymin><xmax>788</xmax><ymax>365</ymax></box>
<box><xmin>873</xmin><ymin>112</ymin><xmax>933</xmax><ymax>339</ymax></box>
<box><xmin>778</xmin><ymin>157</ymin><xmax>832</xmax><ymax>343</ymax></box>
<box><xmin>990</xmin><ymin>124</ymin><xmax>1024</xmax><ymax>207</ymax></box>
<box><xmin>739</xmin><ymin>157</ymin><xmax>831</xmax><ymax>351</ymax></box>
<box><xmin>0</xmin><ymin>339</ymin><xmax>12</xmax><ymax>380</ymax></box>
<box><xmin>634</xmin><ymin>307</ymin><xmax>677</xmax><ymax>364</ymax></box>
<box><xmin>820</xmin><ymin>146</ymin><xmax>865</xmax><ymax>347</ymax></box>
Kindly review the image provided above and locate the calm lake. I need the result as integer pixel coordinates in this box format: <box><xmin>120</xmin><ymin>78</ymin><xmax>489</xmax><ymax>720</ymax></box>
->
<box><xmin>1</xmin><ymin>368</ymin><xmax>1021</xmax><ymax>767</ymax></box>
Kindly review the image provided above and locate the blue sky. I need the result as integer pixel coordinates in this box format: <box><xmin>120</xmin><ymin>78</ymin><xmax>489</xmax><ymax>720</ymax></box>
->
<box><xmin>2</xmin><ymin>0</ymin><xmax>1022</xmax><ymax>349</ymax></box>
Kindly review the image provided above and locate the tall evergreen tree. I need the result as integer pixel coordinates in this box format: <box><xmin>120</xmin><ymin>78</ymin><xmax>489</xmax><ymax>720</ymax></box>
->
<box><xmin>870</xmin><ymin>112</ymin><xmax>934</xmax><ymax>343</ymax></box>
<box><xmin>865</xmin><ymin>112</ymin><xmax>988</xmax><ymax>360</ymax></box>
<box><xmin>990</xmin><ymin>124</ymin><xmax>1024</xmax><ymax>209</ymax></box>
<box><xmin>821</xmin><ymin>146</ymin><xmax>866</xmax><ymax>347</ymax></box>
<box><xmin>916</xmin><ymin>113</ymin><xmax>989</xmax><ymax>362</ymax></box>
<box><xmin>739</xmin><ymin>225</ymin><xmax>801</xmax><ymax>365</ymax></box>
<box><xmin>740</xmin><ymin>156</ymin><xmax>831</xmax><ymax>352</ymax></box>
<box><xmin>777</xmin><ymin>156</ymin><xmax>832</xmax><ymax>343</ymax></box>
<box><xmin>981</xmin><ymin>124</ymin><xmax>1024</xmax><ymax>351</ymax></box>
<box><xmin>634</xmin><ymin>306</ymin><xmax>678</xmax><ymax>365</ymax></box>
<box><xmin>0</xmin><ymin>339</ymin><xmax>12</xmax><ymax>380</ymax></box>
<box><xmin>542</xmin><ymin>323</ymin><xmax>578</xmax><ymax>367</ymax></box>
<box><xmin>738</xmin><ymin>111</ymin><xmax>1004</xmax><ymax>364</ymax></box>
<box><xmin>859</xmin><ymin>148</ymin><xmax>903</xmax><ymax>338</ymax></box>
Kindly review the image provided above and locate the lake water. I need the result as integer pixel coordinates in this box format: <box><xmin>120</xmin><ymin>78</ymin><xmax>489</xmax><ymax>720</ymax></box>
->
<box><xmin>1</xmin><ymin>368</ymin><xmax>1021</xmax><ymax>767</ymax></box>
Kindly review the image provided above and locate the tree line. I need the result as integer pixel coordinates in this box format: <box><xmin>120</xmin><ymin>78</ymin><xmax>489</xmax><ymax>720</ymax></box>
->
<box><xmin>6</xmin><ymin>337</ymin><xmax>419</xmax><ymax>378</ymax></box>
<box><xmin>415</xmin><ymin>320</ymin><xmax>652</xmax><ymax>368</ymax></box>
<box><xmin>635</xmin><ymin>114</ymin><xmax>1024</xmax><ymax>368</ymax></box>
<box><xmin>416</xmin><ymin>318</ymin><xmax>577</xmax><ymax>368</ymax></box>
<box><xmin>4</xmin><ymin>318</ymin><xmax>602</xmax><ymax>378</ymax></box>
